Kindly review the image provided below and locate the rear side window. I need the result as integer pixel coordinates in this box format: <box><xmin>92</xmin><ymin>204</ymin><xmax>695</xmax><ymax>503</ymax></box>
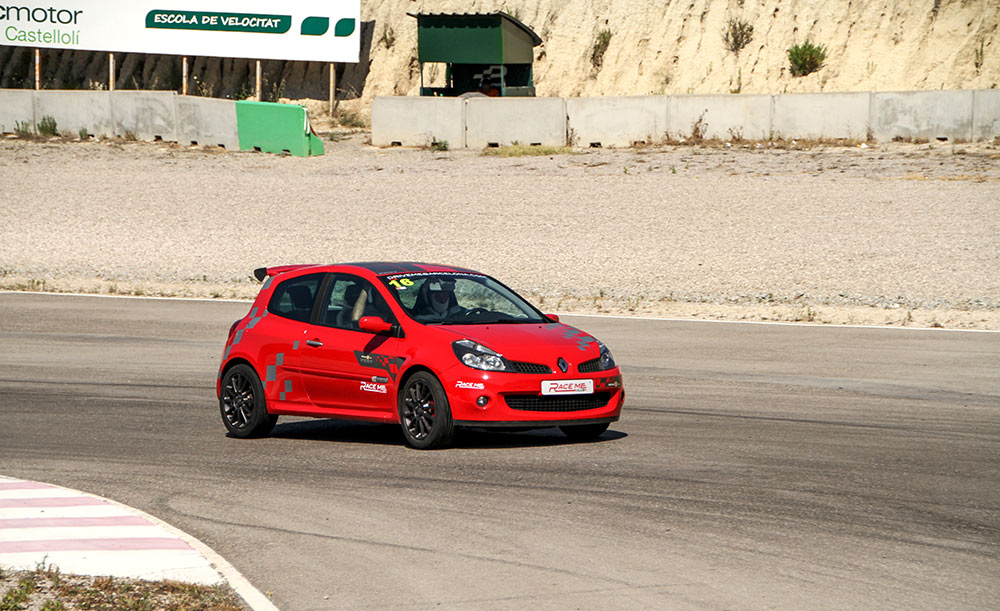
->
<box><xmin>267</xmin><ymin>274</ymin><xmax>323</xmax><ymax>322</ymax></box>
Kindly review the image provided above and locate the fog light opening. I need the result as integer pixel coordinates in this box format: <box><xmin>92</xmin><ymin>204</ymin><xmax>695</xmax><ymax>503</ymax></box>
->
<box><xmin>476</xmin><ymin>395</ymin><xmax>490</xmax><ymax>407</ymax></box>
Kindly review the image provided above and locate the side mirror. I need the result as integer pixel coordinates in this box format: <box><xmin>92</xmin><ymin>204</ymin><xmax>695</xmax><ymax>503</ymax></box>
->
<box><xmin>545</xmin><ymin>313</ymin><xmax>560</xmax><ymax>323</ymax></box>
<box><xmin>359</xmin><ymin>316</ymin><xmax>394</xmax><ymax>334</ymax></box>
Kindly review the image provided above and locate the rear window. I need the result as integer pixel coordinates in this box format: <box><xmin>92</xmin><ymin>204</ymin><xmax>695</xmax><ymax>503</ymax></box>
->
<box><xmin>267</xmin><ymin>273</ymin><xmax>323</xmax><ymax>322</ymax></box>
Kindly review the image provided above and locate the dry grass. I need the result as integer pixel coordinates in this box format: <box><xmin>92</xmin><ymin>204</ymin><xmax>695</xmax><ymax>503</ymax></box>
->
<box><xmin>658</xmin><ymin>136</ymin><xmax>870</xmax><ymax>149</ymax></box>
<box><xmin>900</xmin><ymin>172</ymin><xmax>995</xmax><ymax>183</ymax></box>
<box><xmin>480</xmin><ymin>144</ymin><xmax>576</xmax><ymax>157</ymax></box>
<box><xmin>0</xmin><ymin>562</ymin><xmax>245</xmax><ymax>611</ymax></box>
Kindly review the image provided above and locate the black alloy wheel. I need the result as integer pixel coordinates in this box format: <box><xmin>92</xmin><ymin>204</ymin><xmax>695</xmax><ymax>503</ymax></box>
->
<box><xmin>398</xmin><ymin>372</ymin><xmax>454</xmax><ymax>449</ymax></box>
<box><xmin>220</xmin><ymin>364</ymin><xmax>278</xmax><ymax>438</ymax></box>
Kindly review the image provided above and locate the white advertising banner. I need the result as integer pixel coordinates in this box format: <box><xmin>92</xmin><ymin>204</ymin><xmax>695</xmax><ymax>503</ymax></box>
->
<box><xmin>0</xmin><ymin>1</ymin><xmax>361</xmax><ymax>62</ymax></box>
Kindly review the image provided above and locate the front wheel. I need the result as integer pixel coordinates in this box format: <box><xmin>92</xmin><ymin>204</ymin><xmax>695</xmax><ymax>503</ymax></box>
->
<box><xmin>559</xmin><ymin>422</ymin><xmax>609</xmax><ymax>441</ymax></box>
<box><xmin>220</xmin><ymin>364</ymin><xmax>278</xmax><ymax>438</ymax></box>
<box><xmin>398</xmin><ymin>372</ymin><xmax>454</xmax><ymax>449</ymax></box>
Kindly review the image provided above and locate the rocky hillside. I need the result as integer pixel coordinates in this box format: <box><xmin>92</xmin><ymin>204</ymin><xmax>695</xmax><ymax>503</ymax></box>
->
<box><xmin>1</xmin><ymin>0</ymin><xmax>996</xmax><ymax>119</ymax></box>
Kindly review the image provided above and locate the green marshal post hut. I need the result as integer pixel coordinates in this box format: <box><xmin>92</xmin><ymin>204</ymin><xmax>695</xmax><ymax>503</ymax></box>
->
<box><xmin>408</xmin><ymin>12</ymin><xmax>543</xmax><ymax>97</ymax></box>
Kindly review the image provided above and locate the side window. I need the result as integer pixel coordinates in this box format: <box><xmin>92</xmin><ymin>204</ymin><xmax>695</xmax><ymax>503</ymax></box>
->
<box><xmin>267</xmin><ymin>273</ymin><xmax>323</xmax><ymax>322</ymax></box>
<box><xmin>319</xmin><ymin>275</ymin><xmax>395</xmax><ymax>331</ymax></box>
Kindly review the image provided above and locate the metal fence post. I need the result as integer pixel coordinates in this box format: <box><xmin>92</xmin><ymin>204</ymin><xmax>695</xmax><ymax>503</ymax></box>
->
<box><xmin>329</xmin><ymin>63</ymin><xmax>337</xmax><ymax>116</ymax></box>
<box><xmin>255</xmin><ymin>60</ymin><xmax>262</xmax><ymax>100</ymax></box>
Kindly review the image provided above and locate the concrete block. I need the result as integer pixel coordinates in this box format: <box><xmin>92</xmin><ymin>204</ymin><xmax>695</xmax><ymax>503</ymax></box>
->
<box><xmin>772</xmin><ymin>92</ymin><xmax>871</xmax><ymax>140</ymax></box>
<box><xmin>566</xmin><ymin>96</ymin><xmax>668</xmax><ymax>147</ymax></box>
<box><xmin>175</xmin><ymin>96</ymin><xmax>239</xmax><ymax>150</ymax></box>
<box><xmin>0</xmin><ymin>89</ymin><xmax>34</xmax><ymax>134</ymax></box>
<box><xmin>872</xmin><ymin>90</ymin><xmax>973</xmax><ymax>142</ymax></box>
<box><xmin>465</xmin><ymin>97</ymin><xmax>566</xmax><ymax>148</ymax></box>
<box><xmin>32</xmin><ymin>91</ymin><xmax>113</xmax><ymax>137</ymax></box>
<box><xmin>371</xmin><ymin>97</ymin><xmax>465</xmax><ymax>147</ymax></box>
<box><xmin>668</xmin><ymin>94</ymin><xmax>772</xmax><ymax>140</ymax></box>
<box><xmin>111</xmin><ymin>91</ymin><xmax>177</xmax><ymax>141</ymax></box>
<box><xmin>972</xmin><ymin>89</ymin><xmax>1000</xmax><ymax>142</ymax></box>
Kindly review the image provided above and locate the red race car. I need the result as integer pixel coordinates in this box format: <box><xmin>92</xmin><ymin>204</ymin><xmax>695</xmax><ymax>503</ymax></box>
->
<box><xmin>217</xmin><ymin>262</ymin><xmax>624</xmax><ymax>449</ymax></box>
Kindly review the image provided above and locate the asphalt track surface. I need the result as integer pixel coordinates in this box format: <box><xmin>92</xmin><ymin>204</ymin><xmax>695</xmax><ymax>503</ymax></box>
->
<box><xmin>0</xmin><ymin>293</ymin><xmax>997</xmax><ymax>610</ymax></box>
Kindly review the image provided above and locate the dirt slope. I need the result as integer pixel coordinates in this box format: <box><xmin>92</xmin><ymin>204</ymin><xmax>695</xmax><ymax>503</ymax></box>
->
<box><xmin>366</xmin><ymin>0</ymin><xmax>999</xmax><ymax>100</ymax></box>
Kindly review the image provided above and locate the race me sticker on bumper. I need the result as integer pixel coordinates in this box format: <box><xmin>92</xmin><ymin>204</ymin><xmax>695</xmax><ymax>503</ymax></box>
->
<box><xmin>541</xmin><ymin>379</ymin><xmax>594</xmax><ymax>395</ymax></box>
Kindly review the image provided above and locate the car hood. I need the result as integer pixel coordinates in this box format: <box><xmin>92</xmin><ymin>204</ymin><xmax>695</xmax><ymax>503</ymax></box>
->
<box><xmin>437</xmin><ymin>322</ymin><xmax>602</xmax><ymax>362</ymax></box>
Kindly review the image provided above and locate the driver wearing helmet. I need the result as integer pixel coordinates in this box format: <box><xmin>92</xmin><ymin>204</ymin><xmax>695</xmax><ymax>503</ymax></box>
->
<box><xmin>415</xmin><ymin>278</ymin><xmax>465</xmax><ymax>321</ymax></box>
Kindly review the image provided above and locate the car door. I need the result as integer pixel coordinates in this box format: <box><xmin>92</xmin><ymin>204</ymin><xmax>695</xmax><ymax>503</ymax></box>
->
<box><xmin>299</xmin><ymin>274</ymin><xmax>403</xmax><ymax>418</ymax></box>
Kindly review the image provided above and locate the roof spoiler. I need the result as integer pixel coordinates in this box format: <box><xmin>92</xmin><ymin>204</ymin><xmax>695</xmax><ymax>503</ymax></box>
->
<box><xmin>253</xmin><ymin>264</ymin><xmax>319</xmax><ymax>282</ymax></box>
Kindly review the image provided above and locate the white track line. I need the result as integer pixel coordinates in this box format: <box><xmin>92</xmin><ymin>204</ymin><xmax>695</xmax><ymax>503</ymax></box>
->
<box><xmin>559</xmin><ymin>311</ymin><xmax>999</xmax><ymax>333</ymax></box>
<box><xmin>0</xmin><ymin>289</ymin><xmax>250</xmax><ymax>304</ymax></box>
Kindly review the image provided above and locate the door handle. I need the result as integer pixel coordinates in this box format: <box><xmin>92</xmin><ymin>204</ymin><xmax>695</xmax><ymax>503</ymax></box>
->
<box><xmin>306</xmin><ymin>339</ymin><xmax>323</xmax><ymax>347</ymax></box>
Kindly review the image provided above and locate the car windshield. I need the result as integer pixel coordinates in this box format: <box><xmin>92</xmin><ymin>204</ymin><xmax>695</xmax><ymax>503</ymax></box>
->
<box><xmin>380</xmin><ymin>272</ymin><xmax>548</xmax><ymax>325</ymax></box>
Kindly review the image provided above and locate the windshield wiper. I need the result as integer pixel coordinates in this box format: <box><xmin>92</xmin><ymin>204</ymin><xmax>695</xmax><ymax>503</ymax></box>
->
<box><xmin>435</xmin><ymin>318</ymin><xmax>542</xmax><ymax>325</ymax></box>
<box><xmin>480</xmin><ymin>318</ymin><xmax>543</xmax><ymax>324</ymax></box>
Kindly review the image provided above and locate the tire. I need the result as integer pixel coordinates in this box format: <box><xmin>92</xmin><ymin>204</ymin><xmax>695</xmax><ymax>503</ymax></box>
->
<box><xmin>220</xmin><ymin>364</ymin><xmax>278</xmax><ymax>438</ymax></box>
<box><xmin>559</xmin><ymin>422</ymin><xmax>609</xmax><ymax>441</ymax></box>
<box><xmin>398</xmin><ymin>372</ymin><xmax>454</xmax><ymax>449</ymax></box>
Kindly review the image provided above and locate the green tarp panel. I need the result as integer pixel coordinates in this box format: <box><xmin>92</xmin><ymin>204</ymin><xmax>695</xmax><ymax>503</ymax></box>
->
<box><xmin>235</xmin><ymin>101</ymin><xmax>324</xmax><ymax>157</ymax></box>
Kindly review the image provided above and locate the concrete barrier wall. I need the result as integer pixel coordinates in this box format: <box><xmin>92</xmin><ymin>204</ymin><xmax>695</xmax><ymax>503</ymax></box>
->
<box><xmin>5</xmin><ymin>88</ymin><xmax>999</xmax><ymax>151</ymax></box>
<box><xmin>668</xmin><ymin>94</ymin><xmax>772</xmax><ymax>141</ymax></box>
<box><xmin>373</xmin><ymin>88</ymin><xmax>1000</xmax><ymax>148</ymax></box>
<box><xmin>0</xmin><ymin>89</ymin><xmax>239</xmax><ymax>148</ymax></box>
<box><xmin>32</xmin><ymin>91</ymin><xmax>115</xmax><ymax>137</ymax></box>
<box><xmin>772</xmin><ymin>92</ymin><xmax>871</xmax><ymax>140</ymax></box>
<box><xmin>973</xmin><ymin>89</ymin><xmax>1000</xmax><ymax>142</ymax></box>
<box><xmin>872</xmin><ymin>90</ymin><xmax>974</xmax><ymax>142</ymax></box>
<box><xmin>466</xmin><ymin>97</ymin><xmax>566</xmax><ymax>148</ymax></box>
<box><xmin>371</xmin><ymin>97</ymin><xmax>465</xmax><ymax>147</ymax></box>
<box><xmin>566</xmin><ymin>96</ymin><xmax>668</xmax><ymax>147</ymax></box>
<box><xmin>0</xmin><ymin>89</ymin><xmax>34</xmax><ymax>133</ymax></box>
<box><xmin>112</xmin><ymin>91</ymin><xmax>178</xmax><ymax>142</ymax></box>
<box><xmin>175</xmin><ymin>96</ymin><xmax>238</xmax><ymax>149</ymax></box>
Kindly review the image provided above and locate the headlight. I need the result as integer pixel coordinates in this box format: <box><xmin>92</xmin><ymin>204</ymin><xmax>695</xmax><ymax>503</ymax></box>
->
<box><xmin>597</xmin><ymin>341</ymin><xmax>617</xmax><ymax>371</ymax></box>
<box><xmin>452</xmin><ymin>339</ymin><xmax>508</xmax><ymax>372</ymax></box>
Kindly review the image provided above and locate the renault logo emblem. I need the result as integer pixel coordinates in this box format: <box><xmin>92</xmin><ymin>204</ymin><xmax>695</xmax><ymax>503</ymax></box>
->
<box><xmin>557</xmin><ymin>357</ymin><xmax>568</xmax><ymax>373</ymax></box>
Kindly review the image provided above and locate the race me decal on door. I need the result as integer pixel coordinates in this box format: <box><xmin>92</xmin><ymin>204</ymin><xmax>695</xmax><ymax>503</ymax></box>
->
<box><xmin>360</xmin><ymin>382</ymin><xmax>388</xmax><ymax>394</ymax></box>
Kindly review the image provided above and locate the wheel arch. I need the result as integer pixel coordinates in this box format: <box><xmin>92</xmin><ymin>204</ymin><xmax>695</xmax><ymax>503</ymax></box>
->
<box><xmin>220</xmin><ymin>357</ymin><xmax>259</xmax><ymax>392</ymax></box>
<box><xmin>395</xmin><ymin>364</ymin><xmax>438</xmax><ymax>398</ymax></box>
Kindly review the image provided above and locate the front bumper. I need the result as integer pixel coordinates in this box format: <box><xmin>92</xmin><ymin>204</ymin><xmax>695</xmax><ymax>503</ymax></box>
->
<box><xmin>442</xmin><ymin>366</ymin><xmax>624</xmax><ymax>427</ymax></box>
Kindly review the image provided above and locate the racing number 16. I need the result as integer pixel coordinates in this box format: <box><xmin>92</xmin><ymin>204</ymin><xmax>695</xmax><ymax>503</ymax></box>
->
<box><xmin>389</xmin><ymin>279</ymin><xmax>415</xmax><ymax>289</ymax></box>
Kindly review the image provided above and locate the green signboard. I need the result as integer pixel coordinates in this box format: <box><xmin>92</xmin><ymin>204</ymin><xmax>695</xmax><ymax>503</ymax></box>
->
<box><xmin>0</xmin><ymin>1</ymin><xmax>360</xmax><ymax>62</ymax></box>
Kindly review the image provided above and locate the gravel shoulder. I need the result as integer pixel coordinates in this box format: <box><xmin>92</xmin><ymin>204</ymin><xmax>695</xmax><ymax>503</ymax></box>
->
<box><xmin>1</xmin><ymin>135</ymin><xmax>998</xmax><ymax>329</ymax></box>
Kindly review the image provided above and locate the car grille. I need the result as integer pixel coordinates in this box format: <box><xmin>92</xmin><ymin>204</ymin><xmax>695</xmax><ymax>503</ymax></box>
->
<box><xmin>505</xmin><ymin>392</ymin><xmax>612</xmax><ymax>412</ymax></box>
<box><xmin>577</xmin><ymin>358</ymin><xmax>601</xmax><ymax>373</ymax></box>
<box><xmin>508</xmin><ymin>360</ymin><xmax>552</xmax><ymax>374</ymax></box>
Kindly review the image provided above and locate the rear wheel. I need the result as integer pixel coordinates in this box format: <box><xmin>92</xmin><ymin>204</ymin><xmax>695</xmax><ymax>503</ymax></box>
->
<box><xmin>220</xmin><ymin>364</ymin><xmax>277</xmax><ymax>438</ymax></box>
<box><xmin>559</xmin><ymin>422</ymin><xmax>609</xmax><ymax>441</ymax></box>
<box><xmin>398</xmin><ymin>372</ymin><xmax>454</xmax><ymax>449</ymax></box>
